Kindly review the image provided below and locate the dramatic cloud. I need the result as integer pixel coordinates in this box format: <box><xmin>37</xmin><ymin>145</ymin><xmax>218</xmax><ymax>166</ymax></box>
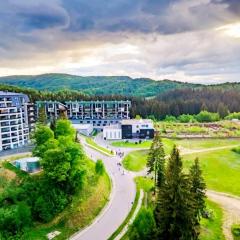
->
<box><xmin>0</xmin><ymin>0</ymin><xmax>240</xmax><ymax>83</ymax></box>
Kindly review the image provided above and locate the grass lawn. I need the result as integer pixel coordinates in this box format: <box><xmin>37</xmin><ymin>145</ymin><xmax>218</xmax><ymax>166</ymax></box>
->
<box><xmin>135</xmin><ymin>176</ymin><xmax>154</xmax><ymax>192</ymax></box>
<box><xmin>175</xmin><ymin>138</ymin><xmax>240</xmax><ymax>150</ymax></box>
<box><xmin>3</xmin><ymin>158</ymin><xmax>111</xmax><ymax>240</ymax></box>
<box><xmin>200</xmin><ymin>199</ymin><xmax>225</xmax><ymax>240</ymax></box>
<box><xmin>111</xmin><ymin>140</ymin><xmax>152</xmax><ymax>148</ymax></box>
<box><xmin>123</xmin><ymin>150</ymin><xmax>149</xmax><ymax>172</ymax></box>
<box><xmin>85</xmin><ymin>137</ymin><xmax>114</xmax><ymax>156</ymax></box>
<box><xmin>111</xmin><ymin>138</ymin><xmax>175</xmax><ymax>153</ymax></box>
<box><xmin>183</xmin><ymin>148</ymin><xmax>240</xmax><ymax>196</ymax></box>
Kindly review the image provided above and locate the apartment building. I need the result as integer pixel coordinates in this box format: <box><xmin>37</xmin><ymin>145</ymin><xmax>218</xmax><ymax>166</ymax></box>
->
<box><xmin>36</xmin><ymin>100</ymin><xmax>131</xmax><ymax>128</ymax></box>
<box><xmin>0</xmin><ymin>92</ymin><xmax>33</xmax><ymax>151</ymax></box>
<box><xmin>36</xmin><ymin>101</ymin><xmax>67</xmax><ymax>119</ymax></box>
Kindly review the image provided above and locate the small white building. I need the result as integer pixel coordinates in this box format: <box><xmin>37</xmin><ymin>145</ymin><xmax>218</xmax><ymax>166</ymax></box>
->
<box><xmin>103</xmin><ymin>125</ymin><xmax>122</xmax><ymax>140</ymax></box>
<box><xmin>14</xmin><ymin>157</ymin><xmax>40</xmax><ymax>173</ymax></box>
<box><xmin>73</xmin><ymin>123</ymin><xmax>93</xmax><ymax>136</ymax></box>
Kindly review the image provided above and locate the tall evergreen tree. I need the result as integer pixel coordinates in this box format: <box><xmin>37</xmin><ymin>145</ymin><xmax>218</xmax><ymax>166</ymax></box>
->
<box><xmin>38</xmin><ymin>106</ymin><xmax>47</xmax><ymax>125</ymax></box>
<box><xmin>189</xmin><ymin>158</ymin><xmax>206</xmax><ymax>222</ymax></box>
<box><xmin>155</xmin><ymin>146</ymin><xmax>198</xmax><ymax>240</ymax></box>
<box><xmin>147</xmin><ymin>132</ymin><xmax>165</xmax><ymax>192</ymax></box>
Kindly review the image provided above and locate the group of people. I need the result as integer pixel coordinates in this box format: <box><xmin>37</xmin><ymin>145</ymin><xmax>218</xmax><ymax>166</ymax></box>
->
<box><xmin>116</xmin><ymin>150</ymin><xmax>124</xmax><ymax>158</ymax></box>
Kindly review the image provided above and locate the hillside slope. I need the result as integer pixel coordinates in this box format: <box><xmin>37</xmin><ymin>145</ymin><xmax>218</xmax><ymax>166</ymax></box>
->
<box><xmin>0</xmin><ymin>73</ymin><xmax>239</xmax><ymax>97</ymax></box>
<box><xmin>0</xmin><ymin>74</ymin><xmax>199</xmax><ymax>97</ymax></box>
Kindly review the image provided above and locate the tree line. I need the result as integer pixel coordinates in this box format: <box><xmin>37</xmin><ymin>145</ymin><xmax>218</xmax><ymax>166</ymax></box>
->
<box><xmin>1</xmin><ymin>84</ymin><xmax>240</xmax><ymax>120</ymax></box>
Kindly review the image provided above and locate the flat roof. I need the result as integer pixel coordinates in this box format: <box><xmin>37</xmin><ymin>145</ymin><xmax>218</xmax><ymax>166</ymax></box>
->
<box><xmin>15</xmin><ymin>157</ymin><xmax>39</xmax><ymax>163</ymax></box>
<box><xmin>121</xmin><ymin>119</ymin><xmax>153</xmax><ymax>125</ymax></box>
<box><xmin>0</xmin><ymin>91</ymin><xmax>29</xmax><ymax>101</ymax></box>
<box><xmin>72</xmin><ymin>123</ymin><xmax>93</xmax><ymax>129</ymax></box>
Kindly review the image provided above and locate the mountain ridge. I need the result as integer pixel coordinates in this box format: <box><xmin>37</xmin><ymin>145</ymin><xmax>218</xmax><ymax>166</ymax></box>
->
<box><xmin>0</xmin><ymin>73</ymin><xmax>239</xmax><ymax>97</ymax></box>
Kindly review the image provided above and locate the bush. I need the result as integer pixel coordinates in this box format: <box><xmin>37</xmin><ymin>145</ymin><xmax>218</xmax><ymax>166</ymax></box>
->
<box><xmin>195</xmin><ymin>111</ymin><xmax>220</xmax><ymax>122</ymax></box>
<box><xmin>232</xmin><ymin>224</ymin><xmax>240</xmax><ymax>238</ymax></box>
<box><xmin>178</xmin><ymin>114</ymin><xmax>196</xmax><ymax>123</ymax></box>
<box><xmin>0</xmin><ymin>203</ymin><xmax>32</xmax><ymax>238</ymax></box>
<box><xmin>232</xmin><ymin>147</ymin><xmax>240</xmax><ymax>154</ymax></box>
<box><xmin>128</xmin><ymin>207</ymin><xmax>156</xmax><ymax>240</ymax></box>
<box><xmin>225</xmin><ymin>112</ymin><xmax>240</xmax><ymax>120</ymax></box>
<box><xmin>95</xmin><ymin>160</ymin><xmax>105</xmax><ymax>175</ymax></box>
<box><xmin>164</xmin><ymin>115</ymin><xmax>177</xmax><ymax>122</ymax></box>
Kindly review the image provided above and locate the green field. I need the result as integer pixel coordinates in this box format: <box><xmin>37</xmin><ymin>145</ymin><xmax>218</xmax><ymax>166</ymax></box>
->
<box><xmin>111</xmin><ymin>138</ymin><xmax>174</xmax><ymax>154</ymax></box>
<box><xmin>176</xmin><ymin>138</ymin><xmax>240</xmax><ymax>150</ymax></box>
<box><xmin>112</xmin><ymin>140</ymin><xmax>152</xmax><ymax>148</ymax></box>
<box><xmin>123</xmin><ymin>150</ymin><xmax>149</xmax><ymax>172</ymax></box>
<box><xmin>85</xmin><ymin>137</ymin><xmax>114</xmax><ymax>156</ymax></box>
<box><xmin>200</xmin><ymin>200</ymin><xmax>225</xmax><ymax>240</ymax></box>
<box><xmin>183</xmin><ymin>148</ymin><xmax>240</xmax><ymax>196</ymax></box>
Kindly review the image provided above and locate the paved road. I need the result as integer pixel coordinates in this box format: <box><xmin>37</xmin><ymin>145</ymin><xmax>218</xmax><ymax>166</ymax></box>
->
<box><xmin>71</xmin><ymin>136</ymin><xmax>136</xmax><ymax>240</ymax></box>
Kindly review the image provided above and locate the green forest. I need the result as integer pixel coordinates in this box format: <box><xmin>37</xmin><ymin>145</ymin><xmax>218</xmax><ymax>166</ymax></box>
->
<box><xmin>1</xmin><ymin>73</ymin><xmax>239</xmax><ymax>97</ymax></box>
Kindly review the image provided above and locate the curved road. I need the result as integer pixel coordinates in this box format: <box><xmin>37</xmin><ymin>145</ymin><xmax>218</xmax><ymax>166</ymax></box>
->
<box><xmin>71</xmin><ymin>136</ymin><xmax>136</xmax><ymax>240</ymax></box>
<box><xmin>207</xmin><ymin>190</ymin><xmax>240</xmax><ymax>240</ymax></box>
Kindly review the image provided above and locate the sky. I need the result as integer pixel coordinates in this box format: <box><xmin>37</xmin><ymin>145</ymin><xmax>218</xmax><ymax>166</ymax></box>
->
<box><xmin>0</xmin><ymin>0</ymin><xmax>240</xmax><ymax>84</ymax></box>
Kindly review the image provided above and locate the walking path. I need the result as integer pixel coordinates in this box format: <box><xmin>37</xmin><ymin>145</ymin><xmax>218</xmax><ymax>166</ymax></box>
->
<box><xmin>207</xmin><ymin>190</ymin><xmax>240</xmax><ymax>240</ymax></box>
<box><xmin>180</xmin><ymin>144</ymin><xmax>240</xmax><ymax>155</ymax></box>
<box><xmin>115</xmin><ymin>190</ymin><xmax>144</xmax><ymax>240</ymax></box>
<box><xmin>71</xmin><ymin>136</ymin><xmax>136</xmax><ymax>240</ymax></box>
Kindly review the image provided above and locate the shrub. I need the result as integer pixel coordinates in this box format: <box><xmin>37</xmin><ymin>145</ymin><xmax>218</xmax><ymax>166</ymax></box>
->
<box><xmin>128</xmin><ymin>207</ymin><xmax>157</xmax><ymax>240</ymax></box>
<box><xmin>225</xmin><ymin>112</ymin><xmax>240</xmax><ymax>120</ymax></box>
<box><xmin>178</xmin><ymin>114</ymin><xmax>196</xmax><ymax>123</ymax></box>
<box><xmin>0</xmin><ymin>203</ymin><xmax>32</xmax><ymax>238</ymax></box>
<box><xmin>164</xmin><ymin>115</ymin><xmax>177</xmax><ymax>122</ymax></box>
<box><xmin>232</xmin><ymin>147</ymin><xmax>240</xmax><ymax>154</ymax></box>
<box><xmin>95</xmin><ymin>160</ymin><xmax>105</xmax><ymax>175</ymax></box>
<box><xmin>195</xmin><ymin>111</ymin><xmax>220</xmax><ymax>122</ymax></box>
<box><xmin>232</xmin><ymin>224</ymin><xmax>240</xmax><ymax>238</ymax></box>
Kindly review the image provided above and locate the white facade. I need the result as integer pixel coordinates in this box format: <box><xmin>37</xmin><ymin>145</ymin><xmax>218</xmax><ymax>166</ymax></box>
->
<box><xmin>121</xmin><ymin>119</ymin><xmax>154</xmax><ymax>134</ymax></box>
<box><xmin>73</xmin><ymin>123</ymin><xmax>93</xmax><ymax>136</ymax></box>
<box><xmin>103</xmin><ymin>125</ymin><xmax>122</xmax><ymax>140</ymax></box>
<box><xmin>0</xmin><ymin>92</ymin><xmax>31</xmax><ymax>151</ymax></box>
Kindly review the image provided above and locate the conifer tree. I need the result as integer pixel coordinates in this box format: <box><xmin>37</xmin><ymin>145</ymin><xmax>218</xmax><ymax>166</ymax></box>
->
<box><xmin>38</xmin><ymin>106</ymin><xmax>47</xmax><ymax>124</ymax></box>
<box><xmin>189</xmin><ymin>158</ymin><xmax>206</xmax><ymax>222</ymax></box>
<box><xmin>155</xmin><ymin>146</ymin><xmax>198</xmax><ymax>240</ymax></box>
<box><xmin>147</xmin><ymin>132</ymin><xmax>165</xmax><ymax>192</ymax></box>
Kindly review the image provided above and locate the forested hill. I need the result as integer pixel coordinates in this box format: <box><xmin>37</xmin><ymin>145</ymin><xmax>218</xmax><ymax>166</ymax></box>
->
<box><xmin>0</xmin><ymin>73</ymin><xmax>200</xmax><ymax>97</ymax></box>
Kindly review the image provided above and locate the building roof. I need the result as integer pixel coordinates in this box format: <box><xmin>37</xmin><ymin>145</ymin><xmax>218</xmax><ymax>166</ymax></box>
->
<box><xmin>121</xmin><ymin>119</ymin><xmax>153</xmax><ymax>125</ymax></box>
<box><xmin>72</xmin><ymin>123</ymin><xmax>93</xmax><ymax>130</ymax></box>
<box><xmin>0</xmin><ymin>91</ymin><xmax>29</xmax><ymax>103</ymax></box>
<box><xmin>15</xmin><ymin>157</ymin><xmax>39</xmax><ymax>163</ymax></box>
<box><xmin>103</xmin><ymin>124</ymin><xmax>121</xmax><ymax>129</ymax></box>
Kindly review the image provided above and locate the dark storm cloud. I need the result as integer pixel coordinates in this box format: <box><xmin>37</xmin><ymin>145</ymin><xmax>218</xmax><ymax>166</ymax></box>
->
<box><xmin>0</xmin><ymin>0</ymin><xmax>240</xmax><ymax>83</ymax></box>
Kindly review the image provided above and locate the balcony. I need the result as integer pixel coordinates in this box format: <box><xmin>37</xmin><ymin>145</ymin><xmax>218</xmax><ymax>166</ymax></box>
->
<box><xmin>2</xmin><ymin>134</ymin><xmax>10</xmax><ymax>139</ymax></box>
<box><xmin>1</xmin><ymin>122</ymin><xmax>10</xmax><ymax>127</ymax></box>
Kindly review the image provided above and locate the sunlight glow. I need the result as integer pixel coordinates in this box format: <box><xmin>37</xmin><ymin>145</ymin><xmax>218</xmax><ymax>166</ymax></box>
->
<box><xmin>216</xmin><ymin>22</ymin><xmax>240</xmax><ymax>38</ymax></box>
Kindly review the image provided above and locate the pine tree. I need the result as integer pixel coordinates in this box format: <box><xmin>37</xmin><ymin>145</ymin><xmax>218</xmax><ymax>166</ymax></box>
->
<box><xmin>50</xmin><ymin>117</ymin><xmax>56</xmax><ymax>132</ymax></box>
<box><xmin>189</xmin><ymin>158</ymin><xmax>206</xmax><ymax>222</ymax></box>
<box><xmin>38</xmin><ymin>106</ymin><xmax>47</xmax><ymax>124</ymax></box>
<box><xmin>147</xmin><ymin>132</ymin><xmax>165</xmax><ymax>192</ymax></box>
<box><xmin>155</xmin><ymin>146</ymin><xmax>198</xmax><ymax>240</ymax></box>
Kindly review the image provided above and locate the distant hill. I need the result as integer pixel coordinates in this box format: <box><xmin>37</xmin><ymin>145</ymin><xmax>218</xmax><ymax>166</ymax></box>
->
<box><xmin>0</xmin><ymin>73</ymin><xmax>239</xmax><ymax>97</ymax></box>
<box><xmin>0</xmin><ymin>74</ymin><xmax>200</xmax><ymax>97</ymax></box>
